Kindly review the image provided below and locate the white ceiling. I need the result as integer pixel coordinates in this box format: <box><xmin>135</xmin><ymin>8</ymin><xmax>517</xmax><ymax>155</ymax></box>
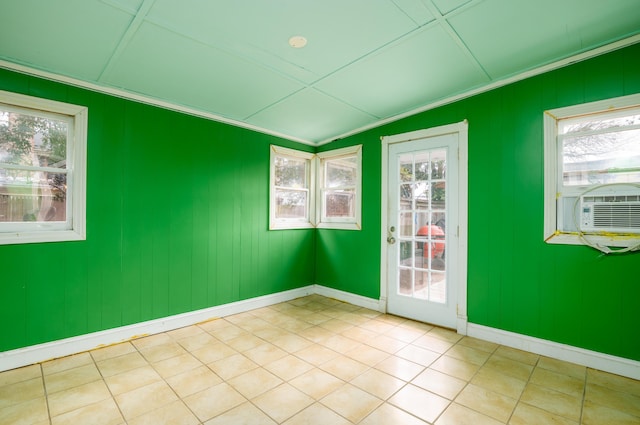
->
<box><xmin>1</xmin><ymin>0</ymin><xmax>639</xmax><ymax>145</ymax></box>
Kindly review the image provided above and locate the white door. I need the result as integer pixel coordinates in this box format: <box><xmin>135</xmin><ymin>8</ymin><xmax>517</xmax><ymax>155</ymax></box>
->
<box><xmin>384</xmin><ymin>131</ymin><xmax>460</xmax><ymax>329</ymax></box>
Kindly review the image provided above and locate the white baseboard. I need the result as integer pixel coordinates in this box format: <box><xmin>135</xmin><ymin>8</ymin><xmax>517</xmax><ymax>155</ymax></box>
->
<box><xmin>0</xmin><ymin>286</ymin><xmax>314</xmax><ymax>373</ymax></box>
<box><xmin>3</xmin><ymin>286</ymin><xmax>638</xmax><ymax>381</ymax></box>
<box><xmin>467</xmin><ymin>323</ymin><xmax>640</xmax><ymax>380</ymax></box>
<box><xmin>313</xmin><ymin>284</ymin><xmax>385</xmax><ymax>312</ymax></box>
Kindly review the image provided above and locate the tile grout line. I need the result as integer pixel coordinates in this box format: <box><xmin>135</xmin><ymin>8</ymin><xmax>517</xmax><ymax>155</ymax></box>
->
<box><xmin>11</xmin><ymin>296</ymin><xmax>637</xmax><ymax>425</ymax></box>
<box><xmin>579</xmin><ymin>367</ymin><xmax>588</xmax><ymax>425</ymax></box>
<box><xmin>39</xmin><ymin>363</ymin><xmax>52</xmax><ymax>425</ymax></box>
<box><xmin>506</xmin><ymin>352</ymin><xmax>540</xmax><ymax>425</ymax></box>
<box><xmin>89</xmin><ymin>347</ymin><xmax>130</xmax><ymax>425</ymax></box>
<box><xmin>434</xmin><ymin>336</ymin><xmax>501</xmax><ymax>424</ymax></box>
<box><xmin>167</xmin><ymin>321</ymin><xmax>246</xmax><ymax>424</ymax></box>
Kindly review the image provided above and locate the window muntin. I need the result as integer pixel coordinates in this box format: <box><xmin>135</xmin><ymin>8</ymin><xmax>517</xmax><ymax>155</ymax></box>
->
<box><xmin>544</xmin><ymin>94</ymin><xmax>640</xmax><ymax>250</ymax></box>
<box><xmin>0</xmin><ymin>91</ymin><xmax>87</xmax><ymax>245</ymax></box>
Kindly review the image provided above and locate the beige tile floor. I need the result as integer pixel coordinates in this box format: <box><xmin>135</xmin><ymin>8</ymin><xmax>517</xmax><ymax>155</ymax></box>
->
<box><xmin>1</xmin><ymin>295</ymin><xmax>639</xmax><ymax>425</ymax></box>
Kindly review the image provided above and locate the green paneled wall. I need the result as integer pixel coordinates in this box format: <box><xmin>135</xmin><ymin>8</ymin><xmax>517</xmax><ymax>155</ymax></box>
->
<box><xmin>0</xmin><ymin>69</ymin><xmax>315</xmax><ymax>352</ymax></box>
<box><xmin>316</xmin><ymin>43</ymin><xmax>640</xmax><ymax>361</ymax></box>
<box><xmin>1</xmin><ymin>43</ymin><xmax>639</xmax><ymax>363</ymax></box>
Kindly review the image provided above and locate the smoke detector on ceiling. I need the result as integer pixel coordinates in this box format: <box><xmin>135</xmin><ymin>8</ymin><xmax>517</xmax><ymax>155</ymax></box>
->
<box><xmin>288</xmin><ymin>36</ymin><xmax>307</xmax><ymax>48</ymax></box>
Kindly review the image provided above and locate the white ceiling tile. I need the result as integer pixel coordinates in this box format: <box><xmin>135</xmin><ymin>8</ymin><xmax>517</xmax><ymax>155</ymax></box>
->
<box><xmin>247</xmin><ymin>89</ymin><xmax>377</xmax><ymax>143</ymax></box>
<box><xmin>315</xmin><ymin>24</ymin><xmax>489</xmax><ymax>118</ymax></box>
<box><xmin>0</xmin><ymin>0</ymin><xmax>134</xmax><ymax>80</ymax></box>
<box><xmin>1</xmin><ymin>0</ymin><xmax>637</xmax><ymax>143</ymax></box>
<box><xmin>103</xmin><ymin>22</ymin><xmax>304</xmax><ymax>120</ymax></box>
<box><xmin>449</xmin><ymin>0</ymin><xmax>640</xmax><ymax>77</ymax></box>
<box><xmin>146</xmin><ymin>0</ymin><xmax>421</xmax><ymax>82</ymax></box>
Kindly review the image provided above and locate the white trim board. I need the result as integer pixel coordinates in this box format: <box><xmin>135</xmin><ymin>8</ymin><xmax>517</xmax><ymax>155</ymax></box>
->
<box><xmin>380</xmin><ymin>121</ymin><xmax>469</xmax><ymax>334</ymax></box>
<box><xmin>2</xmin><ymin>285</ymin><xmax>638</xmax><ymax>381</ymax></box>
<box><xmin>467</xmin><ymin>323</ymin><xmax>640</xmax><ymax>381</ymax></box>
<box><xmin>2</xmin><ymin>36</ymin><xmax>638</xmax><ymax>148</ymax></box>
<box><xmin>0</xmin><ymin>286</ymin><xmax>314</xmax><ymax>373</ymax></box>
<box><xmin>312</xmin><ymin>284</ymin><xmax>384</xmax><ymax>313</ymax></box>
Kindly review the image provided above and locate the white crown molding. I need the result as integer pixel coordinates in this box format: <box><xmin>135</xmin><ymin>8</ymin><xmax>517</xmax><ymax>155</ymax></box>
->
<box><xmin>0</xmin><ymin>60</ymin><xmax>316</xmax><ymax>146</ymax></box>
<box><xmin>2</xmin><ymin>35</ymin><xmax>638</xmax><ymax>148</ymax></box>
<box><xmin>317</xmin><ymin>34</ymin><xmax>640</xmax><ymax>146</ymax></box>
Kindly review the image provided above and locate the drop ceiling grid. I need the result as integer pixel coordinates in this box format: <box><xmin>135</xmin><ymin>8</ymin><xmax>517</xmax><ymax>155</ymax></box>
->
<box><xmin>313</xmin><ymin>25</ymin><xmax>490</xmax><ymax>119</ymax></box>
<box><xmin>1</xmin><ymin>0</ymin><xmax>638</xmax><ymax>145</ymax></box>
<box><xmin>446</xmin><ymin>0</ymin><xmax>640</xmax><ymax>78</ymax></box>
<box><xmin>0</xmin><ymin>1</ymin><xmax>134</xmax><ymax>81</ymax></box>
<box><xmin>100</xmin><ymin>0</ymin><xmax>436</xmax><ymax>127</ymax></box>
<box><xmin>241</xmin><ymin>0</ymin><xmax>483</xmax><ymax>130</ymax></box>
<box><xmin>246</xmin><ymin>87</ymin><xmax>379</xmax><ymax>143</ymax></box>
<box><xmin>102</xmin><ymin>21</ymin><xmax>306</xmax><ymax>121</ymax></box>
<box><xmin>141</xmin><ymin>0</ymin><xmax>424</xmax><ymax>83</ymax></box>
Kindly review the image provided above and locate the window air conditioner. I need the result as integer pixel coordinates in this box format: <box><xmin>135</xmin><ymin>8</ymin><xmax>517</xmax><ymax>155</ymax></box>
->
<box><xmin>580</xmin><ymin>191</ymin><xmax>640</xmax><ymax>233</ymax></box>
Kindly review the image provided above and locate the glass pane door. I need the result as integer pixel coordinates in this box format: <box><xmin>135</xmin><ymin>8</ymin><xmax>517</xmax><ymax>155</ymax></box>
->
<box><xmin>397</xmin><ymin>149</ymin><xmax>447</xmax><ymax>303</ymax></box>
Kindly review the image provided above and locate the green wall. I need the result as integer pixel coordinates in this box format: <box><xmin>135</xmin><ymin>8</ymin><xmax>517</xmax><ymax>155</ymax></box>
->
<box><xmin>0</xmin><ymin>69</ymin><xmax>315</xmax><ymax>352</ymax></box>
<box><xmin>1</xmin><ymin>43</ymin><xmax>639</xmax><ymax>363</ymax></box>
<box><xmin>316</xmin><ymin>43</ymin><xmax>640</xmax><ymax>361</ymax></box>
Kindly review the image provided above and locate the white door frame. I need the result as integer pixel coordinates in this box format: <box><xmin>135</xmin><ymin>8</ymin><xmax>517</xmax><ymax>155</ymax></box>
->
<box><xmin>380</xmin><ymin>120</ymin><xmax>469</xmax><ymax>334</ymax></box>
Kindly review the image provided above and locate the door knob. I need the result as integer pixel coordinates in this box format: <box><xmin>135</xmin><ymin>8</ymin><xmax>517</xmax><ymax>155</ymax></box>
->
<box><xmin>387</xmin><ymin>236</ymin><xmax>396</xmax><ymax>244</ymax></box>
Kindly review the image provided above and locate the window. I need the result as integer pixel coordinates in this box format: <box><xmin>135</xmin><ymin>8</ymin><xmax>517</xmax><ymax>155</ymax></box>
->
<box><xmin>0</xmin><ymin>90</ymin><xmax>87</xmax><ymax>245</ymax></box>
<box><xmin>270</xmin><ymin>145</ymin><xmax>315</xmax><ymax>229</ymax></box>
<box><xmin>317</xmin><ymin>145</ymin><xmax>362</xmax><ymax>230</ymax></box>
<box><xmin>544</xmin><ymin>93</ymin><xmax>640</xmax><ymax>252</ymax></box>
<box><xmin>269</xmin><ymin>144</ymin><xmax>362</xmax><ymax>230</ymax></box>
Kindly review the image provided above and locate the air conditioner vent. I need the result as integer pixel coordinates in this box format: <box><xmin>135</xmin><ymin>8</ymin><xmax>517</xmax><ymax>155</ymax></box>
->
<box><xmin>592</xmin><ymin>204</ymin><xmax>640</xmax><ymax>229</ymax></box>
<box><xmin>580</xmin><ymin>192</ymin><xmax>640</xmax><ymax>233</ymax></box>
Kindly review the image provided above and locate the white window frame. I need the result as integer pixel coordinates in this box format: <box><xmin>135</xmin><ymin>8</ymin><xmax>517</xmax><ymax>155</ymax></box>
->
<box><xmin>316</xmin><ymin>145</ymin><xmax>362</xmax><ymax>230</ymax></box>
<box><xmin>269</xmin><ymin>144</ymin><xmax>362</xmax><ymax>230</ymax></box>
<box><xmin>269</xmin><ymin>145</ymin><xmax>315</xmax><ymax>230</ymax></box>
<box><xmin>543</xmin><ymin>93</ymin><xmax>640</xmax><ymax>251</ymax></box>
<box><xmin>0</xmin><ymin>90</ymin><xmax>87</xmax><ymax>245</ymax></box>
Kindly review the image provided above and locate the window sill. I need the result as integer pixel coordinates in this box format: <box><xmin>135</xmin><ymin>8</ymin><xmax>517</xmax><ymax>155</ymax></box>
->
<box><xmin>545</xmin><ymin>231</ymin><xmax>640</xmax><ymax>251</ymax></box>
<box><xmin>0</xmin><ymin>229</ymin><xmax>86</xmax><ymax>245</ymax></box>
<box><xmin>316</xmin><ymin>222</ymin><xmax>361</xmax><ymax>230</ymax></box>
<box><xmin>269</xmin><ymin>222</ymin><xmax>315</xmax><ymax>230</ymax></box>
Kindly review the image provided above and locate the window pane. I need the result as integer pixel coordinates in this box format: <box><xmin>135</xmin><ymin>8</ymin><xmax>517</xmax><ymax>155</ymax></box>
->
<box><xmin>324</xmin><ymin>189</ymin><xmax>354</xmax><ymax>217</ymax></box>
<box><xmin>325</xmin><ymin>156</ymin><xmax>356</xmax><ymax>188</ymax></box>
<box><xmin>0</xmin><ymin>170</ymin><xmax>66</xmax><ymax>222</ymax></box>
<box><xmin>560</xmin><ymin>113</ymin><xmax>640</xmax><ymax>135</ymax></box>
<box><xmin>399</xmin><ymin>211</ymin><xmax>413</xmax><ymax>238</ymax></box>
<box><xmin>414</xmin><ymin>270</ymin><xmax>428</xmax><ymax>299</ymax></box>
<box><xmin>431</xmin><ymin>182</ymin><xmax>446</xmax><ymax>211</ymax></box>
<box><xmin>275</xmin><ymin>156</ymin><xmax>307</xmax><ymax>188</ymax></box>
<box><xmin>415</xmin><ymin>152</ymin><xmax>429</xmax><ymax>181</ymax></box>
<box><xmin>0</xmin><ymin>110</ymin><xmax>68</xmax><ymax>168</ymax></box>
<box><xmin>400</xmin><ymin>241</ymin><xmax>413</xmax><ymax>266</ymax></box>
<box><xmin>562</xmin><ymin>128</ymin><xmax>640</xmax><ymax>186</ymax></box>
<box><xmin>275</xmin><ymin>188</ymin><xmax>307</xmax><ymax>219</ymax></box>
<box><xmin>430</xmin><ymin>149</ymin><xmax>446</xmax><ymax>179</ymax></box>
<box><xmin>414</xmin><ymin>183</ymin><xmax>429</xmax><ymax>210</ymax></box>
<box><xmin>399</xmin><ymin>154</ymin><xmax>413</xmax><ymax>181</ymax></box>
<box><xmin>398</xmin><ymin>268</ymin><xmax>412</xmax><ymax>295</ymax></box>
